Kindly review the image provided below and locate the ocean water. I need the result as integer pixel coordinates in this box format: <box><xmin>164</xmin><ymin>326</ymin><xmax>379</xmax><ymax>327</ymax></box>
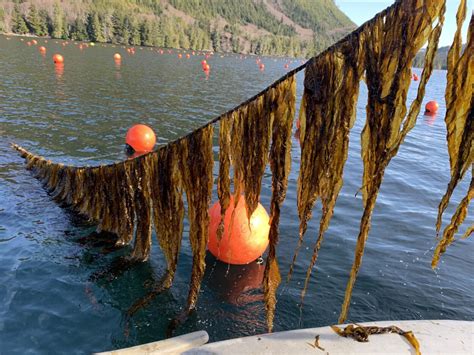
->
<box><xmin>0</xmin><ymin>35</ymin><xmax>472</xmax><ymax>354</ymax></box>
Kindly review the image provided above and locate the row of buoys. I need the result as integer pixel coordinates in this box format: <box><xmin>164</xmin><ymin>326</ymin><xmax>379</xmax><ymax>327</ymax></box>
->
<box><xmin>124</xmin><ymin>123</ymin><xmax>270</xmax><ymax>265</ymax></box>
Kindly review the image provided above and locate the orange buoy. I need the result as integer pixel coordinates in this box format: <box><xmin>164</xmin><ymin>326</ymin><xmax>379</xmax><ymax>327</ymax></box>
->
<box><xmin>259</xmin><ymin>63</ymin><xmax>265</xmax><ymax>71</ymax></box>
<box><xmin>125</xmin><ymin>124</ymin><xmax>156</xmax><ymax>153</ymax></box>
<box><xmin>284</xmin><ymin>63</ymin><xmax>289</xmax><ymax>69</ymax></box>
<box><xmin>178</xmin><ymin>53</ymin><xmax>182</xmax><ymax>59</ymax></box>
<box><xmin>113</xmin><ymin>53</ymin><xmax>121</xmax><ymax>60</ymax></box>
<box><xmin>208</xmin><ymin>195</ymin><xmax>270</xmax><ymax>265</ymax></box>
<box><xmin>186</xmin><ymin>53</ymin><xmax>190</xmax><ymax>59</ymax></box>
<box><xmin>413</xmin><ymin>73</ymin><xmax>419</xmax><ymax>81</ymax></box>
<box><xmin>39</xmin><ymin>46</ymin><xmax>46</xmax><ymax>54</ymax></box>
<box><xmin>425</xmin><ymin>100</ymin><xmax>439</xmax><ymax>113</ymax></box>
<box><xmin>53</xmin><ymin>54</ymin><xmax>64</xmax><ymax>64</ymax></box>
<box><xmin>27</xmin><ymin>41</ymin><xmax>32</xmax><ymax>46</ymax></box>
<box><xmin>31</xmin><ymin>39</ymin><xmax>38</xmax><ymax>45</ymax></box>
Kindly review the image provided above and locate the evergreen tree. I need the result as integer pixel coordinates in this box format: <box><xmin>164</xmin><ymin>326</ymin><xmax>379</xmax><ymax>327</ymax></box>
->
<box><xmin>51</xmin><ymin>3</ymin><xmax>64</xmax><ymax>39</ymax></box>
<box><xmin>26</xmin><ymin>5</ymin><xmax>41</xmax><ymax>35</ymax></box>
<box><xmin>128</xmin><ymin>18</ymin><xmax>141</xmax><ymax>45</ymax></box>
<box><xmin>70</xmin><ymin>18</ymin><xmax>88</xmax><ymax>41</ymax></box>
<box><xmin>12</xmin><ymin>4</ymin><xmax>29</xmax><ymax>34</ymax></box>
<box><xmin>0</xmin><ymin>7</ymin><xmax>5</xmax><ymax>33</ymax></box>
<box><xmin>38</xmin><ymin>10</ymin><xmax>50</xmax><ymax>36</ymax></box>
<box><xmin>86</xmin><ymin>12</ymin><xmax>104</xmax><ymax>42</ymax></box>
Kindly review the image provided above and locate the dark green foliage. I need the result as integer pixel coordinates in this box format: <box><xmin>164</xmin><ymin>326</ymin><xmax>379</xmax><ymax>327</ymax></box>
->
<box><xmin>51</xmin><ymin>3</ymin><xmax>64</xmax><ymax>39</ymax></box>
<box><xmin>12</xmin><ymin>4</ymin><xmax>28</xmax><ymax>34</ymax></box>
<box><xmin>86</xmin><ymin>12</ymin><xmax>105</xmax><ymax>42</ymax></box>
<box><xmin>1</xmin><ymin>0</ymin><xmax>354</xmax><ymax>57</ymax></box>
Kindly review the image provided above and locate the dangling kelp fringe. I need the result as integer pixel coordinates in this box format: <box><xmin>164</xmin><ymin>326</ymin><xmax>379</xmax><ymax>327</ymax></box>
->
<box><xmin>127</xmin><ymin>144</ymin><xmax>186</xmax><ymax>317</ymax></box>
<box><xmin>338</xmin><ymin>0</ymin><xmax>445</xmax><ymax>323</ymax></box>
<box><xmin>168</xmin><ymin>126</ymin><xmax>214</xmax><ymax>333</ymax></box>
<box><xmin>217</xmin><ymin>114</ymin><xmax>232</xmax><ymax>240</ymax></box>
<box><xmin>331</xmin><ymin>324</ymin><xmax>421</xmax><ymax>355</ymax></box>
<box><xmin>287</xmin><ymin>24</ymin><xmax>364</xmax><ymax>299</ymax></box>
<box><xmin>263</xmin><ymin>75</ymin><xmax>296</xmax><ymax>331</ymax></box>
<box><xmin>432</xmin><ymin>6</ymin><xmax>474</xmax><ymax>268</ymax></box>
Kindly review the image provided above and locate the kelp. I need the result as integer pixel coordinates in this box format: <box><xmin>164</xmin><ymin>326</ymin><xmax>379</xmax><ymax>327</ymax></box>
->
<box><xmin>331</xmin><ymin>324</ymin><xmax>421</xmax><ymax>355</ymax></box>
<box><xmin>338</xmin><ymin>0</ymin><xmax>445</xmax><ymax>323</ymax></box>
<box><xmin>288</xmin><ymin>23</ymin><xmax>364</xmax><ymax>301</ymax></box>
<box><xmin>14</xmin><ymin>0</ymin><xmax>471</xmax><ymax>336</ymax></box>
<box><xmin>264</xmin><ymin>75</ymin><xmax>296</xmax><ymax>331</ymax></box>
<box><xmin>432</xmin><ymin>4</ymin><xmax>474</xmax><ymax>268</ymax></box>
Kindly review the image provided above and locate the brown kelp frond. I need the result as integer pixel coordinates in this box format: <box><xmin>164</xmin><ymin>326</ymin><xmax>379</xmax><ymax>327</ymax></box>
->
<box><xmin>217</xmin><ymin>114</ymin><xmax>232</xmax><ymax>240</ymax></box>
<box><xmin>462</xmin><ymin>224</ymin><xmax>473</xmax><ymax>239</ymax></box>
<box><xmin>339</xmin><ymin>0</ymin><xmax>445</xmax><ymax>323</ymax></box>
<box><xmin>169</xmin><ymin>125</ymin><xmax>214</xmax><ymax>333</ymax></box>
<box><xmin>432</xmin><ymin>172</ymin><xmax>473</xmax><ymax>268</ymax></box>
<box><xmin>263</xmin><ymin>75</ymin><xmax>296</xmax><ymax>331</ymax></box>
<box><xmin>152</xmin><ymin>144</ymin><xmax>185</xmax><ymax>288</ymax></box>
<box><xmin>435</xmin><ymin>8</ymin><xmax>474</xmax><ymax>236</ymax></box>
<box><xmin>331</xmin><ymin>324</ymin><xmax>421</xmax><ymax>355</ymax></box>
<box><xmin>288</xmin><ymin>25</ymin><xmax>364</xmax><ymax>292</ymax></box>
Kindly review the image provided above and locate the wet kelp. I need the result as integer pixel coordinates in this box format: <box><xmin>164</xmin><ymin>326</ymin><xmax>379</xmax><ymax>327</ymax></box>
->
<box><xmin>432</xmin><ymin>2</ymin><xmax>473</xmax><ymax>268</ymax></box>
<box><xmin>338</xmin><ymin>0</ymin><xmax>446</xmax><ymax>323</ymax></box>
<box><xmin>12</xmin><ymin>0</ymin><xmax>471</xmax><ymax>335</ymax></box>
<box><xmin>331</xmin><ymin>324</ymin><xmax>421</xmax><ymax>355</ymax></box>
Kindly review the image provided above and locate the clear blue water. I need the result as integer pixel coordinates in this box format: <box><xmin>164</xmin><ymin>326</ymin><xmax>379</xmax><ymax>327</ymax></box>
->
<box><xmin>0</xmin><ymin>35</ymin><xmax>472</xmax><ymax>354</ymax></box>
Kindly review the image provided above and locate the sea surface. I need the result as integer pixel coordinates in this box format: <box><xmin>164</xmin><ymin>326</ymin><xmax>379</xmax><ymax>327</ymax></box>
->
<box><xmin>0</xmin><ymin>35</ymin><xmax>472</xmax><ymax>354</ymax></box>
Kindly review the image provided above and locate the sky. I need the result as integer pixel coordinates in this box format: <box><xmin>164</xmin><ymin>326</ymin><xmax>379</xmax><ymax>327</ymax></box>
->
<box><xmin>336</xmin><ymin>0</ymin><xmax>472</xmax><ymax>47</ymax></box>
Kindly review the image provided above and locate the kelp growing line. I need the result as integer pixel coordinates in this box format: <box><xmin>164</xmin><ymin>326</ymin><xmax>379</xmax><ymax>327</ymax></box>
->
<box><xmin>12</xmin><ymin>0</ymin><xmax>472</xmax><ymax>333</ymax></box>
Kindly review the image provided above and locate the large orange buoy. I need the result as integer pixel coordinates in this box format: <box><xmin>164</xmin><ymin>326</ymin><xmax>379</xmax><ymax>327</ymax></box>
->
<box><xmin>113</xmin><ymin>53</ymin><xmax>121</xmax><ymax>60</ymax></box>
<box><xmin>208</xmin><ymin>195</ymin><xmax>270</xmax><ymax>265</ymax></box>
<box><xmin>125</xmin><ymin>124</ymin><xmax>156</xmax><ymax>152</ymax></box>
<box><xmin>53</xmin><ymin>54</ymin><xmax>64</xmax><ymax>64</ymax></box>
<box><xmin>425</xmin><ymin>100</ymin><xmax>439</xmax><ymax>113</ymax></box>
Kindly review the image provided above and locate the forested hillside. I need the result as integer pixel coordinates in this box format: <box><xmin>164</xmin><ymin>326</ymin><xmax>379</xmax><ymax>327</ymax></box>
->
<box><xmin>0</xmin><ymin>0</ymin><xmax>355</xmax><ymax>57</ymax></box>
<box><xmin>413</xmin><ymin>44</ymin><xmax>466</xmax><ymax>70</ymax></box>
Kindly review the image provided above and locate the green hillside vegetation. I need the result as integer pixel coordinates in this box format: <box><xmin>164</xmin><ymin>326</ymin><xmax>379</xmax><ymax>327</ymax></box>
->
<box><xmin>413</xmin><ymin>44</ymin><xmax>466</xmax><ymax>70</ymax></box>
<box><xmin>0</xmin><ymin>0</ymin><xmax>354</xmax><ymax>57</ymax></box>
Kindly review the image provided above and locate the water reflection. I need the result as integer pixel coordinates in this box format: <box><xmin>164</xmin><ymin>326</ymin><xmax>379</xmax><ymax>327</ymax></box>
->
<box><xmin>54</xmin><ymin>63</ymin><xmax>64</xmax><ymax>80</ymax></box>
<box><xmin>423</xmin><ymin>111</ymin><xmax>437</xmax><ymax>126</ymax></box>
<box><xmin>204</xmin><ymin>254</ymin><xmax>264</xmax><ymax>306</ymax></box>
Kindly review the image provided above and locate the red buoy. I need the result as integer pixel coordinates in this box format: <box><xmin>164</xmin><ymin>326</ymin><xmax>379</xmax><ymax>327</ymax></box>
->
<box><xmin>259</xmin><ymin>63</ymin><xmax>265</xmax><ymax>71</ymax></box>
<box><xmin>53</xmin><ymin>54</ymin><xmax>64</xmax><ymax>64</ymax></box>
<box><xmin>413</xmin><ymin>73</ymin><xmax>419</xmax><ymax>81</ymax></box>
<box><xmin>284</xmin><ymin>63</ymin><xmax>289</xmax><ymax>69</ymax></box>
<box><xmin>208</xmin><ymin>195</ymin><xmax>270</xmax><ymax>265</ymax></box>
<box><xmin>113</xmin><ymin>53</ymin><xmax>121</xmax><ymax>60</ymax></box>
<box><xmin>425</xmin><ymin>100</ymin><xmax>439</xmax><ymax>113</ymax></box>
<box><xmin>125</xmin><ymin>124</ymin><xmax>156</xmax><ymax>152</ymax></box>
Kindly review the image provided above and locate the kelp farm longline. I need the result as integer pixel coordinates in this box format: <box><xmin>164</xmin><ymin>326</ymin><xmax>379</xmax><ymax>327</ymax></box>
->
<box><xmin>12</xmin><ymin>0</ymin><xmax>473</xmax><ymax>332</ymax></box>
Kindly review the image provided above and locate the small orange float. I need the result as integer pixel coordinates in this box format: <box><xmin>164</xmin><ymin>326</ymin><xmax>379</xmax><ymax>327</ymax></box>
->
<box><xmin>53</xmin><ymin>54</ymin><xmax>64</xmax><ymax>64</ymax></box>
<box><xmin>113</xmin><ymin>53</ymin><xmax>121</xmax><ymax>60</ymax></box>
<box><xmin>39</xmin><ymin>46</ymin><xmax>46</xmax><ymax>54</ymax></box>
<box><xmin>208</xmin><ymin>195</ymin><xmax>270</xmax><ymax>265</ymax></box>
<box><xmin>125</xmin><ymin>124</ymin><xmax>156</xmax><ymax>153</ymax></box>
<box><xmin>425</xmin><ymin>100</ymin><xmax>439</xmax><ymax>113</ymax></box>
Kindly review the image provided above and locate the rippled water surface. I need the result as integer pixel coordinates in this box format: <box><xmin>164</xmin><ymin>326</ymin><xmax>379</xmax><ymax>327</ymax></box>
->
<box><xmin>0</xmin><ymin>35</ymin><xmax>472</xmax><ymax>354</ymax></box>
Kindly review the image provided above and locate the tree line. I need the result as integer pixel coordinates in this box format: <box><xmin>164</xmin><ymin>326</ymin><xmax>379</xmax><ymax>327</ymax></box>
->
<box><xmin>0</xmin><ymin>1</ymin><xmax>350</xmax><ymax>57</ymax></box>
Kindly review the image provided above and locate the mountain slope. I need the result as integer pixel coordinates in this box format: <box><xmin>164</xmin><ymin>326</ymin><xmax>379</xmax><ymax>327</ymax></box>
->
<box><xmin>0</xmin><ymin>0</ymin><xmax>355</xmax><ymax>57</ymax></box>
